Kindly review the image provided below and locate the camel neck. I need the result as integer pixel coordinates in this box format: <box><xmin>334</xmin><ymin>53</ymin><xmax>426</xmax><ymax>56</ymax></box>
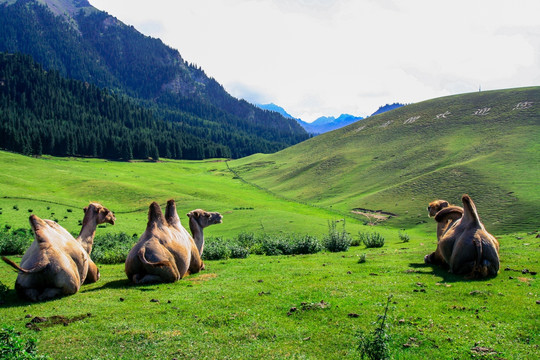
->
<box><xmin>189</xmin><ymin>217</ymin><xmax>204</xmax><ymax>255</ymax></box>
<box><xmin>77</xmin><ymin>213</ymin><xmax>98</xmax><ymax>254</ymax></box>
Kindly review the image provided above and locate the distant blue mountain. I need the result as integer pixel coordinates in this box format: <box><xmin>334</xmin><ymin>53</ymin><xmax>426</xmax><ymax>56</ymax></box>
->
<box><xmin>369</xmin><ymin>103</ymin><xmax>405</xmax><ymax>117</ymax></box>
<box><xmin>257</xmin><ymin>103</ymin><xmax>297</xmax><ymax>119</ymax></box>
<box><xmin>257</xmin><ymin>103</ymin><xmax>363</xmax><ymax>134</ymax></box>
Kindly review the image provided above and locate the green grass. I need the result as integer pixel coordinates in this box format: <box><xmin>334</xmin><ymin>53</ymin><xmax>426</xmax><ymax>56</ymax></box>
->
<box><xmin>0</xmin><ymin>152</ymin><xmax>369</xmax><ymax>238</ymax></box>
<box><xmin>0</xmin><ymin>87</ymin><xmax>538</xmax><ymax>358</ymax></box>
<box><xmin>1</xmin><ymin>232</ymin><xmax>538</xmax><ymax>359</ymax></box>
<box><xmin>230</xmin><ymin>87</ymin><xmax>540</xmax><ymax>234</ymax></box>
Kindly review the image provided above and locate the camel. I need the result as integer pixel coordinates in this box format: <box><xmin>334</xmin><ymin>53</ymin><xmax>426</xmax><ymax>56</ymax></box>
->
<box><xmin>125</xmin><ymin>200</ymin><xmax>222</xmax><ymax>284</ymax></box>
<box><xmin>2</xmin><ymin>203</ymin><xmax>115</xmax><ymax>301</ymax></box>
<box><xmin>426</xmin><ymin>199</ymin><xmax>464</xmax><ymax>242</ymax></box>
<box><xmin>424</xmin><ymin>195</ymin><xmax>500</xmax><ymax>278</ymax></box>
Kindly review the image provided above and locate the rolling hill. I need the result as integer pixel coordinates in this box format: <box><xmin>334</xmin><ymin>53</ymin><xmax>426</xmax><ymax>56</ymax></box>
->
<box><xmin>230</xmin><ymin>87</ymin><xmax>540</xmax><ymax>234</ymax></box>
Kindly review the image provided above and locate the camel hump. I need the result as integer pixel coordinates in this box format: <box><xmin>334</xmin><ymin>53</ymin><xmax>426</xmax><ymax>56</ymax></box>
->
<box><xmin>2</xmin><ymin>256</ymin><xmax>48</xmax><ymax>273</ymax></box>
<box><xmin>461</xmin><ymin>194</ymin><xmax>481</xmax><ymax>226</ymax></box>
<box><xmin>434</xmin><ymin>206</ymin><xmax>463</xmax><ymax>222</ymax></box>
<box><xmin>165</xmin><ymin>199</ymin><xmax>180</xmax><ymax>226</ymax></box>
<box><xmin>137</xmin><ymin>246</ymin><xmax>171</xmax><ymax>267</ymax></box>
<box><xmin>147</xmin><ymin>202</ymin><xmax>166</xmax><ymax>228</ymax></box>
<box><xmin>28</xmin><ymin>215</ymin><xmax>49</xmax><ymax>242</ymax></box>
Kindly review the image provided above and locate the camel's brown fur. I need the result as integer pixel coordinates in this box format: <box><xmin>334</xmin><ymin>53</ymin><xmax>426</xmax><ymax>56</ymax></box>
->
<box><xmin>125</xmin><ymin>200</ymin><xmax>222</xmax><ymax>284</ymax></box>
<box><xmin>424</xmin><ymin>195</ymin><xmax>499</xmax><ymax>278</ymax></box>
<box><xmin>2</xmin><ymin>203</ymin><xmax>115</xmax><ymax>301</ymax></box>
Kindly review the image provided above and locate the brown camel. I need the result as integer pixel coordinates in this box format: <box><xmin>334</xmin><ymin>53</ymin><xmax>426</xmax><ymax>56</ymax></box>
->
<box><xmin>125</xmin><ymin>200</ymin><xmax>222</xmax><ymax>284</ymax></box>
<box><xmin>426</xmin><ymin>199</ymin><xmax>464</xmax><ymax>242</ymax></box>
<box><xmin>2</xmin><ymin>203</ymin><xmax>115</xmax><ymax>301</ymax></box>
<box><xmin>424</xmin><ymin>195</ymin><xmax>499</xmax><ymax>278</ymax></box>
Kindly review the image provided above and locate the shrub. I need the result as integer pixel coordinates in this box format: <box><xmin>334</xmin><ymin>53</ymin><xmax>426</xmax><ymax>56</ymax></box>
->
<box><xmin>360</xmin><ymin>232</ymin><xmax>385</xmax><ymax>248</ymax></box>
<box><xmin>324</xmin><ymin>220</ymin><xmax>351</xmax><ymax>252</ymax></box>
<box><xmin>260</xmin><ymin>235</ymin><xmax>293</xmax><ymax>256</ymax></box>
<box><xmin>91</xmin><ymin>232</ymin><xmax>136</xmax><ymax>264</ymax></box>
<box><xmin>290</xmin><ymin>234</ymin><xmax>322</xmax><ymax>255</ymax></box>
<box><xmin>0</xmin><ymin>230</ymin><xmax>32</xmax><ymax>255</ymax></box>
<box><xmin>357</xmin><ymin>295</ymin><xmax>392</xmax><ymax>360</ymax></box>
<box><xmin>398</xmin><ymin>231</ymin><xmax>410</xmax><ymax>243</ymax></box>
<box><xmin>202</xmin><ymin>239</ymin><xmax>231</xmax><ymax>260</ymax></box>
<box><xmin>229</xmin><ymin>244</ymin><xmax>249</xmax><ymax>259</ymax></box>
<box><xmin>357</xmin><ymin>254</ymin><xmax>367</xmax><ymax>263</ymax></box>
<box><xmin>0</xmin><ymin>326</ymin><xmax>50</xmax><ymax>360</ymax></box>
<box><xmin>0</xmin><ymin>281</ymin><xmax>8</xmax><ymax>302</ymax></box>
<box><xmin>236</xmin><ymin>232</ymin><xmax>256</xmax><ymax>249</ymax></box>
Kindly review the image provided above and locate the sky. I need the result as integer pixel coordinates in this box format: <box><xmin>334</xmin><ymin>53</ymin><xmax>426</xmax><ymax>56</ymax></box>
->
<box><xmin>88</xmin><ymin>0</ymin><xmax>540</xmax><ymax>122</ymax></box>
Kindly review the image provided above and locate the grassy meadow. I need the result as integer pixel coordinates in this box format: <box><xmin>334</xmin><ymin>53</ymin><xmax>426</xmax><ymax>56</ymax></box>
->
<box><xmin>0</xmin><ymin>87</ymin><xmax>539</xmax><ymax>359</ymax></box>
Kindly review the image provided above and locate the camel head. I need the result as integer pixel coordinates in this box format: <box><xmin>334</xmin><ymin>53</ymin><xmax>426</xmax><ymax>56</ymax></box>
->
<box><xmin>187</xmin><ymin>209</ymin><xmax>223</xmax><ymax>228</ymax></box>
<box><xmin>84</xmin><ymin>203</ymin><xmax>116</xmax><ymax>226</ymax></box>
<box><xmin>427</xmin><ymin>200</ymin><xmax>450</xmax><ymax>217</ymax></box>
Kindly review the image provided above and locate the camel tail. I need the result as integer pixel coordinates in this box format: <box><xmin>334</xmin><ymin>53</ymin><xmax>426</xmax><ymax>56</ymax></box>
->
<box><xmin>2</xmin><ymin>256</ymin><xmax>48</xmax><ymax>273</ymax></box>
<box><xmin>137</xmin><ymin>247</ymin><xmax>171</xmax><ymax>268</ymax></box>
<box><xmin>147</xmin><ymin>202</ymin><xmax>166</xmax><ymax>229</ymax></box>
<box><xmin>461</xmin><ymin>194</ymin><xmax>481</xmax><ymax>226</ymax></box>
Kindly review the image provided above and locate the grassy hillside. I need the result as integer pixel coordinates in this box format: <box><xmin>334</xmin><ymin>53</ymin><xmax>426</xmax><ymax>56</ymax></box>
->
<box><xmin>230</xmin><ymin>87</ymin><xmax>540</xmax><ymax>234</ymax></box>
<box><xmin>0</xmin><ymin>150</ymin><xmax>370</xmax><ymax>239</ymax></box>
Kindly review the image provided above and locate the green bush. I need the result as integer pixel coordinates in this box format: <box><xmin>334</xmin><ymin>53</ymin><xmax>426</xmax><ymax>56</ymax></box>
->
<box><xmin>290</xmin><ymin>234</ymin><xmax>322</xmax><ymax>255</ymax></box>
<box><xmin>91</xmin><ymin>232</ymin><xmax>136</xmax><ymax>264</ymax></box>
<box><xmin>324</xmin><ymin>220</ymin><xmax>351</xmax><ymax>252</ymax></box>
<box><xmin>357</xmin><ymin>295</ymin><xmax>392</xmax><ymax>360</ymax></box>
<box><xmin>0</xmin><ymin>326</ymin><xmax>50</xmax><ymax>360</ymax></box>
<box><xmin>0</xmin><ymin>229</ymin><xmax>33</xmax><ymax>255</ymax></box>
<box><xmin>398</xmin><ymin>231</ymin><xmax>410</xmax><ymax>243</ymax></box>
<box><xmin>360</xmin><ymin>232</ymin><xmax>385</xmax><ymax>248</ymax></box>
<box><xmin>202</xmin><ymin>239</ymin><xmax>231</xmax><ymax>260</ymax></box>
<box><xmin>229</xmin><ymin>244</ymin><xmax>249</xmax><ymax>259</ymax></box>
<box><xmin>357</xmin><ymin>254</ymin><xmax>367</xmax><ymax>263</ymax></box>
<box><xmin>261</xmin><ymin>235</ymin><xmax>293</xmax><ymax>256</ymax></box>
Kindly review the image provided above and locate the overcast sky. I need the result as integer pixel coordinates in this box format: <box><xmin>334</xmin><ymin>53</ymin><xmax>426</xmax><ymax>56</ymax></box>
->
<box><xmin>88</xmin><ymin>0</ymin><xmax>540</xmax><ymax>122</ymax></box>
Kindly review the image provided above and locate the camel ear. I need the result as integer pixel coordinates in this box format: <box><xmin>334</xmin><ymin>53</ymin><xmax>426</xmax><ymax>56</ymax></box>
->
<box><xmin>441</xmin><ymin>201</ymin><xmax>449</xmax><ymax>208</ymax></box>
<box><xmin>83</xmin><ymin>206</ymin><xmax>88</xmax><ymax>213</ymax></box>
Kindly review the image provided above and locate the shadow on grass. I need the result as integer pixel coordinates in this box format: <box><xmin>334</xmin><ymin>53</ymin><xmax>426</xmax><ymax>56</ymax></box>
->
<box><xmin>407</xmin><ymin>262</ymin><xmax>462</xmax><ymax>283</ymax></box>
<box><xmin>81</xmin><ymin>279</ymin><xmax>163</xmax><ymax>293</ymax></box>
<box><xmin>407</xmin><ymin>262</ymin><xmax>499</xmax><ymax>283</ymax></box>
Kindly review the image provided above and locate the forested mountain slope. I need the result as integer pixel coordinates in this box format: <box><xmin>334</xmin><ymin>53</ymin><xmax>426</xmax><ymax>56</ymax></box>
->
<box><xmin>0</xmin><ymin>0</ymin><xmax>308</xmax><ymax>159</ymax></box>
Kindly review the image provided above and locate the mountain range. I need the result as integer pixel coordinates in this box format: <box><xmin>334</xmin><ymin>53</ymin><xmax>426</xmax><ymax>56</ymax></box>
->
<box><xmin>0</xmin><ymin>0</ymin><xmax>308</xmax><ymax>159</ymax></box>
<box><xmin>257</xmin><ymin>103</ymin><xmax>405</xmax><ymax>134</ymax></box>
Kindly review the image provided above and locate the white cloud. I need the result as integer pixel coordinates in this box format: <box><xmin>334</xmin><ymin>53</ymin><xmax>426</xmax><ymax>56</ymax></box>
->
<box><xmin>89</xmin><ymin>0</ymin><xmax>540</xmax><ymax>121</ymax></box>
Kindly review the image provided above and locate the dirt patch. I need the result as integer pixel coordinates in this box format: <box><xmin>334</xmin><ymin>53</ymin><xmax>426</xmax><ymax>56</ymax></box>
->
<box><xmin>25</xmin><ymin>313</ymin><xmax>92</xmax><ymax>331</ymax></box>
<box><xmin>187</xmin><ymin>273</ymin><xmax>218</xmax><ymax>283</ymax></box>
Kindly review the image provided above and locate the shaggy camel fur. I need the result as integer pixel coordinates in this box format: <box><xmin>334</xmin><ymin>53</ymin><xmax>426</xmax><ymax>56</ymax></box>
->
<box><xmin>125</xmin><ymin>200</ymin><xmax>222</xmax><ymax>284</ymax></box>
<box><xmin>2</xmin><ymin>203</ymin><xmax>115</xmax><ymax>301</ymax></box>
<box><xmin>424</xmin><ymin>195</ymin><xmax>499</xmax><ymax>278</ymax></box>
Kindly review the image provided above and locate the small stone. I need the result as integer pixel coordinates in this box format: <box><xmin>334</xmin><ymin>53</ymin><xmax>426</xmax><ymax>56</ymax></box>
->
<box><xmin>150</xmin><ymin>299</ymin><xmax>159</xmax><ymax>303</ymax></box>
<box><xmin>347</xmin><ymin>313</ymin><xmax>360</xmax><ymax>318</ymax></box>
<box><xmin>119</xmin><ymin>297</ymin><xmax>125</xmax><ymax>302</ymax></box>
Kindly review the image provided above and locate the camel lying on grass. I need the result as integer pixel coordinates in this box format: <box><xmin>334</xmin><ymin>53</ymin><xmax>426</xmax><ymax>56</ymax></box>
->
<box><xmin>125</xmin><ymin>200</ymin><xmax>222</xmax><ymax>284</ymax></box>
<box><xmin>2</xmin><ymin>203</ymin><xmax>115</xmax><ymax>301</ymax></box>
<box><xmin>425</xmin><ymin>195</ymin><xmax>499</xmax><ymax>278</ymax></box>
